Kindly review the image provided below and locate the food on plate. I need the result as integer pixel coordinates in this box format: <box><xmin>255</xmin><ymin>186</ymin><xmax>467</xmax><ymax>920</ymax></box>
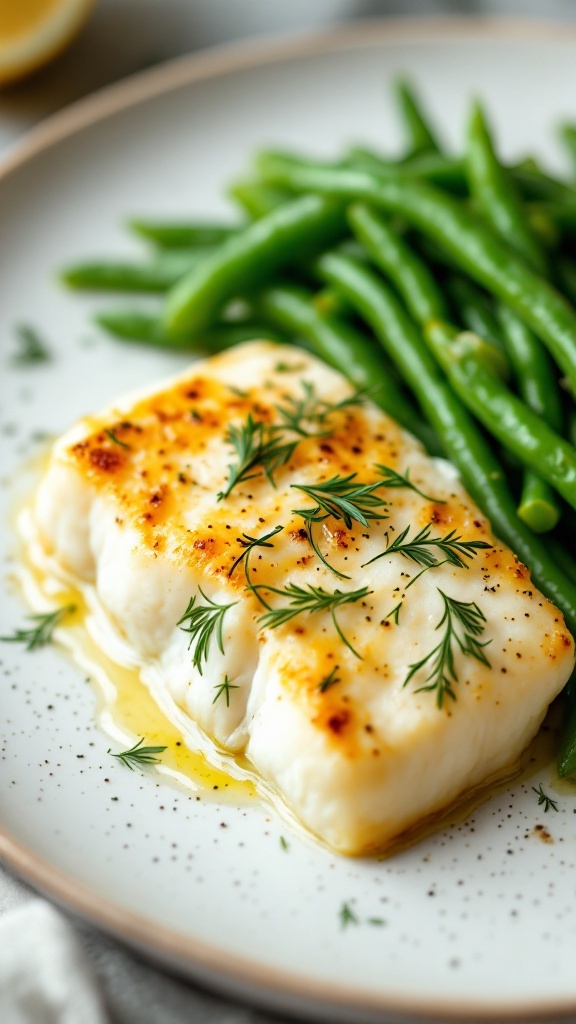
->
<box><xmin>31</xmin><ymin>341</ymin><xmax>573</xmax><ymax>854</ymax></box>
<box><xmin>58</xmin><ymin>80</ymin><xmax>576</xmax><ymax>779</ymax></box>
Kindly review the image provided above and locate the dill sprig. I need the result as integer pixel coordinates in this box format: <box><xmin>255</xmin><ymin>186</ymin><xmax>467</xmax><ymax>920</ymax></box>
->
<box><xmin>108</xmin><ymin>736</ymin><xmax>167</xmax><ymax>770</ymax></box>
<box><xmin>374</xmin><ymin>464</ymin><xmax>444</xmax><ymax>503</ymax></box>
<box><xmin>363</xmin><ymin>524</ymin><xmax>491</xmax><ymax>575</ymax></box>
<box><xmin>217</xmin><ymin>413</ymin><xmax>297</xmax><ymax>500</ymax></box>
<box><xmin>403</xmin><ymin>589</ymin><xmax>491</xmax><ymax>708</ymax></box>
<box><xmin>11</xmin><ymin>324</ymin><xmax>51</xmax><ymax>365</ymax></box>
<box><xmin>274</xmin><ymin>380</ymin><xmax>325</xmax><ymax>438</ymax></box>
<box><xmin>104</xmin><ymin>428</ymin><xmax>131</xmax><ymax>449</ymax></box>
<box><xmin>254</xmin><ymin>581</ymin><xmax>372</xmax><ymax>659</ymax></box>
<box><xmin>386</xmin><ymin>601</ymin><xmax>402</xmax><ymax>625</ymax></box>
<box><xmin>212</xmin><ymin>674</ymin><xmax>240</xmax><ymax>707</ymax></box>
<box><xmin>274</xmin><ymin>381</ymin><xmax>366</xmax><ymax>438</ymax></box>
<box><xmin>177</xmin><ymin>587</ymin><xmax>237</xmax><ymax>674</ymax></box>
<box><xmin>532</xmin><ymin>783</ymin><xmax>559</xmax><ymax>812</ymax></box>
<box><xmin>1</xmin><ymin>604</ymin><xmax>75</xmax><ymax>650</ymax></box>
<box><xmin>318</xmin><ymin>665</ymin><xmax>340</xmax><ymax>693</ymax></box>
<box><xmin>227</xmin><ymin>524</ymin><xmax>284</xmax><ymax>584</ymax></box>
<box><xmin>292</xmin><ymin>474</ymin><xmax>388</xmax><ymax>529</ymax></box>
<box><xmin>339</xmin><ymin>902</ymin><xmax>358</xmax><ymax>928</ymax></box>
<box><xmin>292</xmin><ymin>472</ymin><xmax>388</xmax><ymax>578</ymax></box>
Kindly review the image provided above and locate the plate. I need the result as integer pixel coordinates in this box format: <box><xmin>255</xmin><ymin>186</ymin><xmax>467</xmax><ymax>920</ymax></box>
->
<box><xmin>2</xmin><ymin>19</ymin><xmax>576</xmax><ymax>1023</ymax></box>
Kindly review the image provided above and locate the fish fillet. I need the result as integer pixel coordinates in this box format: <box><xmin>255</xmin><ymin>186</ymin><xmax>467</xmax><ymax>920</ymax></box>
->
<box><xmin>33</xmin><ymin>341</ymin><xmax>574</xmax><ymax>854</ymax></box>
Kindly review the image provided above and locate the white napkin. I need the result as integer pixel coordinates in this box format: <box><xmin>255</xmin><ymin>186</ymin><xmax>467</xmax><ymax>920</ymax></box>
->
<box><xmin>0</xmin><ymin>900</ymin><xmax>109</xmax><ymax>1024</ymax></box>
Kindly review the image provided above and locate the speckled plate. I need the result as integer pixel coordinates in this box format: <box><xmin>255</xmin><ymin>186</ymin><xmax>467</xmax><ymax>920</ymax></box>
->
<box><xmin>2</xmin><ymin>19</ymin><xmax>576</xmax><ymax>1024</ymax></box>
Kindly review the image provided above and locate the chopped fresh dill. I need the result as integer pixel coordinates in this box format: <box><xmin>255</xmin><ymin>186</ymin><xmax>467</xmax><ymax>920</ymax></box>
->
<box><xmin>1</xmin><ymin>604</ymin><xmax>75</xmax><ymax>650</ymax></box>
<box><xmin>292</xmin><ymin>472</ymin><xmax>388</xmax><ymax>578</ymax></box>
<box><xmin>108</xmin><ymin>736</ymin><xmax>167</xmax><ymax>770</ymax></box>
<box><xmin>386</xmin><ymin>602</ymin><xmax>402</xmax><ymax>625</ymax></box>
<box><xmin>318</xmin><ymin>665</ymin><xmax>341</xmax><ymax>693</ymax></box>
<box><xmin>339</xmin><ymin>902</ymin><xmax>358</xmax><ymax>928</ymax></box>
<box><xmin>274</xmin><ymin>380</ymin><xmax>325</xmax><ymax>438</ymax></box>
<box><xmin>11</xmin><ymin>324</ymin><xmax>51</xmax><ymax>365</ymax></box>
<box><xmin>104</xmin><ymin>428</ymin><xmax>131</xmax><ymax>449</ymax></box>
<box><xmin>274</xmin><ymin>382</ymin><xmax>366</xmax><ymax>438</ymax></box>
<box><xmin>374</xmin><ymin>464</ymin><xmax>445</xmax><ymax>503</ymax></box>
<box><xmin>254</xmin><ymin>582</ymin><xmax>372</xmax><ymax>659</ymax></box>
<box><xmin>217</xmin><ymin>413</ymin><xmax>297</xmax><ymax>500</ymax></box>
<box><xmin>403</xmin><ymin>590</ymin><xmax>491</xmax><ymax>708</ymax></box>
<box><xmin>532</xmin><ymin>783</ymin><xmax>559</xmax><ymax>812</ymax></box>
<box><xmin>279</xmin><ymin>835</ymin><xmax>289</xmax><ymax>850</ymax></box>
<box><xmin>368</xmin><ymin>917</ymin><xmax>386</xmax><ymax>927</ymax></box>
<box><xmin>212</xmin><ymin>674</ymin><xmax>240</xmax><ymax>707</ymax></box>
<box><xmin>363</xmin><ymin>524</ymin><xmax>491</xmax><ymax>573</ymax></box>
<box><xmin>177</xmin><ymin>587</ymin><xmax>237</xmax><ymax>674</ymax></box>
<box><xmin>227</xmin><ymin>525</ymin><xmax>284</xmax><ymax>584</ymax></box>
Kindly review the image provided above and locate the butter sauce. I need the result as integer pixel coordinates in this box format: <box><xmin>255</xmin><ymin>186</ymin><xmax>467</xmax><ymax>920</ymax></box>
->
<box><xmin>16</xmin><ymin>504</ymin><xmax>256</xmax><ymax>805</ymax></box>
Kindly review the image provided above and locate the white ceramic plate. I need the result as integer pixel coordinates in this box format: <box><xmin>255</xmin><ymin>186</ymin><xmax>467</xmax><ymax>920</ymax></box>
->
<box><xmin>2</xmin><ymin>20</ymin><xmax>576</xmax><ymax>1023</ymax></box>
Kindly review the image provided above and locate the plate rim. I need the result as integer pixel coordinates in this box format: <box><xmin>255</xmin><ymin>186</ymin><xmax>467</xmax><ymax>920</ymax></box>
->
<box><xmin>2</xmin><ymin>15</ymin><xmax>576</xmax><ymax>1022</ymax></box>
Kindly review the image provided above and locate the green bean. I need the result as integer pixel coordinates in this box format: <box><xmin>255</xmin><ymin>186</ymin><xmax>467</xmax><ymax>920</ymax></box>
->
<box><xmin>497</xmin><ymin>304</ymin><xmax>563</xmax><ymax>531</ymax></box>
<box><xmin>257</xmin><ymin>155</ymin><xmax>576</xmax><ymax>396</ymax></box>
<box><xmin>163</xmin><ymin>193</ymin><xmax>347</xmax><ymax>340</ymax></box>
<box><xmin>559</xmin><ymin>123</ymin><xmax>576</xmax><ymax>177</ymax></box>
<box><xmin>255</xmin><ymin>282</ymin><xmax>438</xmax><ymax>450</ymax></box>
<box><xmin>95</xmin><ymin>311</ymin><xmax>171</xmax><ymax>345</ymax></box>
<box><xmin>347</xmin><ymin>202</ymin><xmax>448</xmax><ymax>324</ymax></box>
<box><xmin>446</xmin><ymin>275</ymin><xmax>507</xmax><ymax>355</ymax></box>
<box><xmin>524</xmin><ymin>203</ymin><xmax>562</xmax><ymax>249</ymax></box>
<box><xmin>61</xmin><ymin>250</ymin><xmax>209</xmax><ymax>293</ymax></box>
<box><xmin>466</xmin><ymin>103</ymin><xmax>548</xmax><ymax>275</ymax></box>
<box><xmin>496</xmin><ymin>301</ymin><xmax>561</xmax><ymax>425</ymax></box>
<box><xmin>312</xmin><ymin>287</ymin><xmax>352</xmax><ymax>319</ymax></box>
<box><xmin>347</xmin><ymin>204</ymin><xmax>508</xmax><ymax>380</ymax></box>
<box><xmin>315</xmin><ymin>249</ymin><xmax>576</xmax><ymax>635</ymax></box>
<box><xmin>424</xmin><ymin>320</ymin><xmax>576</xmax><ymax>511</ymax></box>
<box><xmin>229</xmin><ymin>180</ymin><xmax>292</xmax><ymax>220</ymax></box>
<box><xmin>394</xmin><ymin>78</ymin><xmax>442</xmax><ymax>156</ymax></box>
<box><xmin>128</xmin><ymin>220</ymin><xmax>234</xmax><ymax>249</ymax></box>
<box><xmin>95</xmin><ymin>310</ymin><xmax>286</xmax><ymax>350</ymax></box>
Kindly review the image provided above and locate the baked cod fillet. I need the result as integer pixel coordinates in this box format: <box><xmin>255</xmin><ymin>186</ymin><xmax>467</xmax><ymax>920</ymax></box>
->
<box><xmin>33</xmin><ymin>341</ymin><xmax>574</xmax><ymax>854</ymax></box>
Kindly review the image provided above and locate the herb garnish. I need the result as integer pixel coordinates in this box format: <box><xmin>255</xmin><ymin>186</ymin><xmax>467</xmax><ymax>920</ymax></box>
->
<box><xmin>108</xmin><ymin>737</ymin><xmax>167</xmax><ymax>770</ymax></box>
<box><xmin>279</xmin><ymin>835</ymin><xmax>289</xmax><ymax>850</ymax></box>
<box><xmin>227</xmin><ymin>525</ymin><xmax>284</xmax><ymax>588</ymax></box>
<box><xmin>11</xmin><ymin>324</ymin><xmax>51</xmax><ymax>365</ymax></box>
<box><xmin>217</xmin><ymin>413</ymin><xmax>297</xmax><ymax>500</ymax></box>
<box><xmin>386</xmin><ymin>602</ymin><xmax>403</xmax><ymax>625</ymax></box>
<box><xmin>318</xmin><ymin>665</ymin><xmax>340</xmax><ymax>693</ymax></box>
<box><xmin>375</xmin><ymin>464</ymin><xmax>445</xmax><ymax>503</ymax></box>
<box><xmin>532</xmin><ymin>783</ymin><xmax>559</xmax><ymax>812</ymax></box>
<box><xmin>292</xmin><ymin>472</ymin><xmax>388</xmax><ymax>578</ymax></box>
<box><xmin>213</xmin><ymin>674</ymin><xmax>240</xmax><ymax>707</ymax></box>
<box><xmin>363</xmin><ymin>524</ymin><xmax>491</xmax><ymax>574</ymax></box>
<box><xmin>403</xmin><ymin>590</ymin><xmax>491</xmax><ymax>708</ymax></box>
<box><xmin>275</xmin><ymin>381</ymin><xmax>366</xmax><ymax>438</ymax></box>
<box><xmin>1</xmin><ymin>604</ymin><xmax>75</xmax><ymax>650</ymax></box>
<box><xmin>339</xmin><ymin>902</ymin><xmax>359</xmax><ymax>928</ymax></box>
<box><xmin>254</xmin><ymin>582</ymin><xmax>372</xmax><ymax>659</ymax></box>
<box><xmin>104</xmin><ymin>428</ymin><xmax>131</xmax><ymax>449</ymax></box>
<box><xmin>177</xmin><ymin>588</ymin><xmax>237</xmax><ymax>674</ymax></box>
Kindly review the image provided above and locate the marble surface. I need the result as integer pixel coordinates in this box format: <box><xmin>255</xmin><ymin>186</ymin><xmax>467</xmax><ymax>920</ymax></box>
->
<box><xmin>2</xmin><ymin>4</ymin><xmax>576</xmax><ymax>1023</ymax></box>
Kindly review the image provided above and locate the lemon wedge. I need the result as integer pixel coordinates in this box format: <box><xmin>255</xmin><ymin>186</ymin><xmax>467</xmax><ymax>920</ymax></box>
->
<box><xmin>0</xmin><ymin>0</ymin><xmax>95</xmax><ymax>86</ymax></box>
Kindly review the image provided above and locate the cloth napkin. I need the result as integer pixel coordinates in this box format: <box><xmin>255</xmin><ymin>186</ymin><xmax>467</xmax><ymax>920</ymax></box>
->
<box><xmin>0</xmin><ymin>900</ymin><xmax>109</xmax><ymax>1024</ymax></box>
